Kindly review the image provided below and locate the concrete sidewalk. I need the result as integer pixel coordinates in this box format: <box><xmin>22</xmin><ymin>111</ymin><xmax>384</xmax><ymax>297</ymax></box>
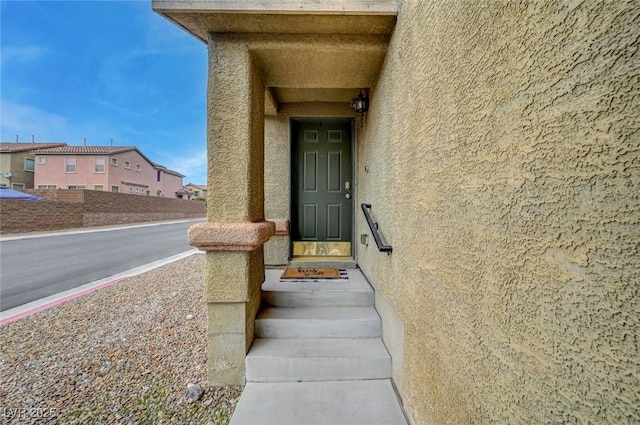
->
<box><xmin>230</xmin><ymin>380</ymin><xmax>407</xmax><ymax>425</ymax></box>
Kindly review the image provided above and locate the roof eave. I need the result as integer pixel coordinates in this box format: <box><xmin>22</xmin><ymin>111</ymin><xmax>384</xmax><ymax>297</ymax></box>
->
<box><xmin>152</xmin><ymin>0</ymin><xmax>398</xmax><ymax>40</ymax></box>
<box><xmin>152</xmin><ymin>0</ymin><xmax>399</xmax><ymax>15</ymax></box>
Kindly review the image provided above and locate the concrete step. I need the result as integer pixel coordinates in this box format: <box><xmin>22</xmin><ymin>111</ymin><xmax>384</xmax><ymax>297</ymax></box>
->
<box><xmin>229</xmin><ymin>379</ymin><xmax>408</xmax><ymax>425</ymax></box>
<box><xmin>262</xmin><ymin>269</ymin><xmax>374</xmax><ymax>308</ymax></box>
<box><xmin>262</xmin><ymin>289</ymin><xmax>373</xmax><ymax>307</ymax></box>
<box><xmin>246</xmin><ymin>338</ymin><xmax>391</xmax><ymax>382</ymax></box>
<box><xmin>255</xmin><ymin>306</ymin><xmax>382</xmax><ymax>339</ymax></box>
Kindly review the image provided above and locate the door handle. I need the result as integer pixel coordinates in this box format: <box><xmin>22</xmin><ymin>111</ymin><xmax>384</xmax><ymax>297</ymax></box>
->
<box><xmin>345</xmin><ymin>181</ymin><xmax>351</xmax><ymax>190</ymax></box>
<box><xmin>345</xmin><ymin>193</ymin><xmax>351</xmax><ymax>199</ymax></box>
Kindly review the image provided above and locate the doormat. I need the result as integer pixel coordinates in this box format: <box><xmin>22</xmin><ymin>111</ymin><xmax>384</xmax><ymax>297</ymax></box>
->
<box><xmin>281</xmin><ymin>268</ymin><xmax>341</xmax><ymax>279</ymax></box>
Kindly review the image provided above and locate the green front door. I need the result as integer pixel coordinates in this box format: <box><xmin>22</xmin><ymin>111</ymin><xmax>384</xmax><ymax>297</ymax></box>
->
<box><xmin>292</xmin><ymin>119</ymin><xmax>353</xmax><ymax>257</ymax></box>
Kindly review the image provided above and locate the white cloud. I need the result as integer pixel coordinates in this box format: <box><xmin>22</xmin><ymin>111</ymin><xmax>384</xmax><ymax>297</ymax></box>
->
<box><xmin>0</xmin><ymin>98</ymin><xmax>69</xmax><ymax>142</ymax></box>
<box><xmin>159</xmin><ymin>149</ymin><xmax>208</xmax><ymax>185</ymax></box>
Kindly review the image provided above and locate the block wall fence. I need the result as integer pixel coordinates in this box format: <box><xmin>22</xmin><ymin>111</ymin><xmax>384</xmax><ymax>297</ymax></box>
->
<box><xmin>0</xmin><ymin>189</ymin><xmax>205</xmax><ymax>234</ymax></box>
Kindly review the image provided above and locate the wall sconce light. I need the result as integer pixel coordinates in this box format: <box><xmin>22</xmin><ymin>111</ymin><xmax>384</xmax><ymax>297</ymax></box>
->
<box><xmin>350</xmin><ymin>90</ymin><xmax>369</xmax><ymax>127</ymax></box>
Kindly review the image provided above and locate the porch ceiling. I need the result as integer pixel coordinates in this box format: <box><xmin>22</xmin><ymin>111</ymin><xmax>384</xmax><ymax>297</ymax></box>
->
<box><xmin>153</xmin><ymin>0</ymin><xmax>397</xmax><ymax>108</ymax></box>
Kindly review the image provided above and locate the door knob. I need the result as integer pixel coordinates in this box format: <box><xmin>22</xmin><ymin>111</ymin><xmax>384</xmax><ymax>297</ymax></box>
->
<box><xmin>345</xmin><ymin>193</ymin><xmax>351</xmax><ymax>199</ymax></box>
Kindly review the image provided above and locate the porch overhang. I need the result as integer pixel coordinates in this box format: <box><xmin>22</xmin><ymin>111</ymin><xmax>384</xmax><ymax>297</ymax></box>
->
<box><xmin>151</xmin><ymin>0</ymin><xmax>398</xmax><ymax>386</ymax></box>
<box><xmin>152</xmin><ymin>1</ymin><xmax>398</xmax><ymax>38</ymax></box>
<box><xmin>152</xmin><ymin>0</ymin><xmax>398</xmax><ymax>111</ymax></box>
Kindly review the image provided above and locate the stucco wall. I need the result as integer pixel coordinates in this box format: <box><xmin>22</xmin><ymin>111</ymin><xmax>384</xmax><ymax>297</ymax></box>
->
<box><xmin>264</xmin><ymin>115</ymin><xmax>291</xmax><ymax>265</ymax></box>
<box><xmin>0</xmin><ymin>154</ymin><xmax>10</xmax><ymax>187</ymax></box>
<box><xmin>357</xmin><ymin>1</ymin><xmax>639</xmax><ymax>424</ymax></box>
<box><xmin>159</xmin><ymin>172</ymin><xmax>185</xmax><ymax>199</ymax></box>
<box><xmin>0</xmin><ymin>152</ymin><xmax>35</xmax><ymax>188</ymax></box>
<box><xmin>33</xmin><ymin>150</ymin><xmax>171</xmax><ymax>195</ymax></box>
<box><xmin>105</xmin><ymin>150</ymin><xmax>157</xmax><ymax>195</ymax></box>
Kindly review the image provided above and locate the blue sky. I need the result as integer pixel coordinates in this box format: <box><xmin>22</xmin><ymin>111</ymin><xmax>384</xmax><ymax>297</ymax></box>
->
<box><xmin>1</xmin><ymin>0</ymin><xmax>208</xmax><ymax>184</ymax></box>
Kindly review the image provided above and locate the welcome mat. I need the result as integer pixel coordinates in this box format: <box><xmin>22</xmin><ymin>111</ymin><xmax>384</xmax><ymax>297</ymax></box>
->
<box><xmin>281</xmin><ymin>268</ymin><xmax>341</xmax><ymax>279</ymax></box>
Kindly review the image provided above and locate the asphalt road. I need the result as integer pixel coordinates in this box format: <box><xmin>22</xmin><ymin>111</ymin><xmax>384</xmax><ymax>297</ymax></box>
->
<box><xmin>0</xmin><ymin>220</ymin><xmax>203</xmax><ymax>311</ymax></box>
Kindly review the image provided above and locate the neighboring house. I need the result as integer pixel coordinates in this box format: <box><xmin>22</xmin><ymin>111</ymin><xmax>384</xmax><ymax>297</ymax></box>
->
<box><xmin>175</xmin><ymin>187</ymin><xmax>192</xmax><ymax>200</ymax></box>
<box><xmin>0</xmin><ymin>142</ymin><xmax>67</xmax><ymax>189</ymax></box>
<box><xmin>154</xmin><ymin>2</ymin><xmax>639</xmax><ymax>425</ymax></box>
<box><xmin>183</xmin><ymin>182</ymin><xmax>207</xmax><ymax>199</ymax></box>
<box><xmin>31</xmin><ymin>145</ymin><xmax>185</xmax><ymax>198</ymax></box>
<box><xmin>151</xmin><ymin>163</ymin><xmax>185</xmax><ymax>198</ymax></box>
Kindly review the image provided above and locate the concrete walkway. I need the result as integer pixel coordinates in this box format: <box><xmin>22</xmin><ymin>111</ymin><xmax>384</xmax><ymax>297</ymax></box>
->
<box><xmin>231</xmin><ymin>380</ymin><xmax>407</xmax><ymax>425</ymax></box>
<box><xmin>229</xmin><ymin>269</ymin><xmax>409</xmax><ymax>425</ymax></box>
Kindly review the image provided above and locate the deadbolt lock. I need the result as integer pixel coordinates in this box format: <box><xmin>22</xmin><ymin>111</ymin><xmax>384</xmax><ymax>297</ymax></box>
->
<box><xmin>345</xmin><ymin>181</ymin><xmax>351</xmax><ymax>190</ymax></box>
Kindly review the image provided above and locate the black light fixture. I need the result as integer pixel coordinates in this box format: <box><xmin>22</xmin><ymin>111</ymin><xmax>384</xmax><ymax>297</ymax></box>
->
<box><xmin>350</xmin><ymin>89</ymin><xmax>369</xmax><ymax>127</ymax></box>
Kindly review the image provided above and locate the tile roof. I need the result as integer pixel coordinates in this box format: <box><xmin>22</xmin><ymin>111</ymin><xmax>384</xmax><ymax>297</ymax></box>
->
<box><xmin>0</xmin><ymin>142</ymin><xmax>67</xmax><ymax>153</ymax></box>
<box><xmin>161</xmin><ymin>168</ymin><xmax>186</xmax><ymax>178</ymax></box>
<box><xmin>153</xmin><ymin>162</ymin><xmax>185</xmax><ymax>178</ymax></box>
<box><xmin>26</xmin><ymin>144</ymin><xmax>186</xmax><ymax>179</ymax></box>
<box><xmin>30</xmin><ymin>145</ymin><xmax>137</xmax><ymax>155</ymax></box>
<box><xmin>186</xmin><ymin>183</ymin><xmax>207</xmax><ymax>190</ymax></box>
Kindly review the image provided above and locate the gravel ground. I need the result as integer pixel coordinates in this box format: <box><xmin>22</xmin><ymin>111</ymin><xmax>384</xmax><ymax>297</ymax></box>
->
<box><xmin>0</xmin><ymin>253</ymin><xmax>242</xmax><ymax>425</ymax></box>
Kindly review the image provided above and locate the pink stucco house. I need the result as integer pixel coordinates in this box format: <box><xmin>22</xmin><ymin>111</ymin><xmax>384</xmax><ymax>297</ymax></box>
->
<box><xmin>31</xmin><ymin>145</ymin><xmax>185</xmax><ymax>198</ymax></box>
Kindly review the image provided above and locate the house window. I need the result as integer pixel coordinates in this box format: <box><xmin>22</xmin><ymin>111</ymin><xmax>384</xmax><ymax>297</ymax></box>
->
<box><xmin>111</xmin><ymin>186</ymin><xmax>119</xmax><ymax>193</ymax></box>
<box><xmin>37</xmin><ymin>156</ymin><xmax>46</xmax><ymax>164</ymax></box>
<box><xmin>146</xmin><ymin>190</ymin><xmax>150</xmax><ymax>196</ymax></box>
<box><xmin>25</xmin><ymin>158</ymin><xmax>35</xmax><ymax>172</ymax></box>
<box><xmin>94</xmin><ymin>185</ymin><xmax>104</xmax><ymax>191</ymax></box>
<box><xmin>129</xmin><ymin>187</ymin><xmax>134</xmax><ymax>193</ymax></box>
<box><xmin>124</xmin><ymin>161</ymin><xmax>131</xmax><ymax>169</ymax></box>
<box><xmin>65</xmin><ymin>157</ymin><xmax>76</xmax><ymax>173</ymax></box>
<box><xmin>0</xmin><ymin>183</ymin><xmax>7</xmax><ymax>188</ymax></box>
<box><xmin>38</xmin><ymin>185</ymin><xmax>57</xmax><ymax>190</ymax></box>
<box><xmin>136</xmin><ymin>164</ymin><xmax>142</xmax><ymax>172</ymax></box>
<box><xmin>67</xmin><ymin>185</ymin><xmax>85</xmax><ymax>189</ymax></box>
<box><xmin>95</xmin><ymin>157</ymin><xmax>105</xmax><ymax>173</ymax></box>
<box><xmin>12</xmin><ymin>183</ymin><xmax>25</xmax><ymax>190</ymax></box>
<box><xmin>157</xmin><ymin>170</ymin><xmax>161</xmax><ymax>182</ymax></box>
<box><xmin>111</xmin><ymin>158</ymin><xmax>118</xmax><ymax>166</ymax></box>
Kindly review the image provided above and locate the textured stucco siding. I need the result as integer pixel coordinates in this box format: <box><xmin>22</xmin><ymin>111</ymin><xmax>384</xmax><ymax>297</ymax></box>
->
<box><xmin>357</xmin><ymin>1</ymin><xmax>639</xmax><ymax>424</ymax></box>
<box><xmin>33</xmin><ymin>150</ymin><xmax>169</xmax><ymax>195</ymax></box>
<box><xmin>159</xmin><ymin>172</ymin><xmax>185</xmax><ymax>199</ymax></box>
<box><xmin>0</xmin><ymin>154</ymin><xmax>11</xmax><ymax>187</ymax></box>
<box><xmin>264</xmin><ymin>115</ymin><xmax>291</xmax><ymax>265</ymax></box>
<box><xmin>207</xmin><ymin>34</ymin><xmax>265</xmax><ymax>223</ymax></box>
<box><xmin>0</xmin><ymin>152</ymin><xmax>35</xmax><ymax>188</ymax></box>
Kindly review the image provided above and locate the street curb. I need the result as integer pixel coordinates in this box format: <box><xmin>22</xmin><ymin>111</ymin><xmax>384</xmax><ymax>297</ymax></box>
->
<box><xmin>0</xmin><ymin>249</ymin><xmax>202</xmax><ymax>326</ymax></box>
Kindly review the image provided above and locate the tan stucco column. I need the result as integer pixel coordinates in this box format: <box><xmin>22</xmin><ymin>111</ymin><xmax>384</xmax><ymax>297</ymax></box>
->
<box><xmin>188</xmin><ymin>34</ymin><xmax>273</xmax><ymax>385</ymax></box>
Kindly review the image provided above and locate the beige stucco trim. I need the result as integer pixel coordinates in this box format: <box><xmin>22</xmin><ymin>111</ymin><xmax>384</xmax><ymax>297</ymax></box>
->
<box><xmin>268</xmin><ymin>218</ymin><xmax>290</xmax><ymax>235</ymax></box>
<box><xmin>189</xmin><ymin>221</ymin><xmax>275</xmax><ymax>251</ymax></box>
